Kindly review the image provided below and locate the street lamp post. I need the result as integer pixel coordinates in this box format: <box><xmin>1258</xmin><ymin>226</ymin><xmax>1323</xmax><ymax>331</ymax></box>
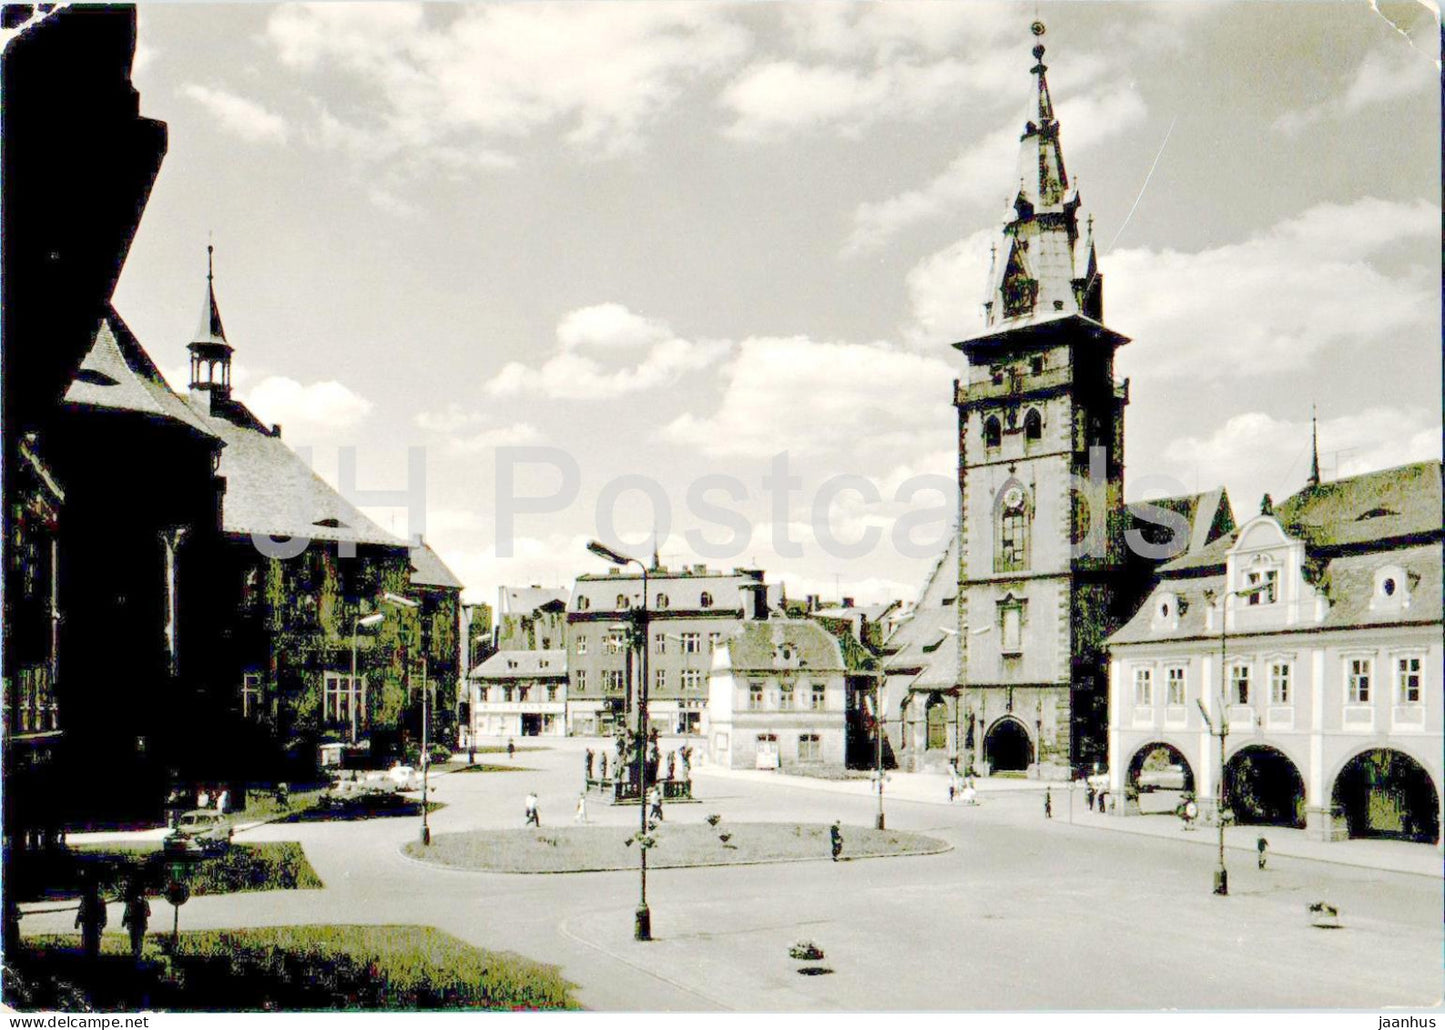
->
<box><xmin>1200</xmin><ymin>584</ymin><xmax>1257</xmax><ymax>896</ymax></box>
<box><xmin>875</xmin><ymin>671</ymin><xmax>886</xmax><ymax>830</ymax></box>
<box><xmin>587</xmin><ymin>540</ymin><xmax>652</xmax><ymax>942</ymax></box>
<box><xmin>381</xmin><ymin>592</ymin><xmax>427</xmax><ymax>846</ymax></box>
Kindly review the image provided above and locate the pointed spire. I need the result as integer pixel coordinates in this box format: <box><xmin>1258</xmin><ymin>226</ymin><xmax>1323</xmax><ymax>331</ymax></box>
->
<box><xmin>193</xmin><ymin>242</ymin><xmax>228</xmax><ymax>346</ymax></box>
<box><xmin>1307</xmin><ymin>405</ymin><xmax>1321</xmax><ymax>488</ymax></box>
<box><xmin>981</xmin><ymin>21</ymin><xmax>1100</xmax><ymax>329</ymax></box>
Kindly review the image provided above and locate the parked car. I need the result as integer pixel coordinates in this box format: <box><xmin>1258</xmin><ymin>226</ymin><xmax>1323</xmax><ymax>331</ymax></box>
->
<box><xmin>163</xmin><ymin>810</ymin><xmax>233</xmax><ymax>857</ymax></box>
<box><xmin>319</xmin><ymin>777</ymin><xmax>408</xmax><ymax>812</ymax></box>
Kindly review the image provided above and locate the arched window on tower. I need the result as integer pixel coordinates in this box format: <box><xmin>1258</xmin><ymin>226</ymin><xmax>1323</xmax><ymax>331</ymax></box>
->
<box><xmin>996</xmin><ymin>485</ymin><xmax>1031</xmax><ymax>573</ymax></box>
<box><xmin>1024</xmin><ymin>408</ymin><xmax>1042</xmax><ymax>442</ymax></box>
<box><xmin>984</xmin><ymin>416</ymin><xmax>1002</xmax><ymax>450</ymax></box>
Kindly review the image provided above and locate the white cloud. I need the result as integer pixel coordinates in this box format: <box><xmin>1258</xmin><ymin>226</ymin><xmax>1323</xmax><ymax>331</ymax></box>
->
<box><xmin>179</xmin><ymin>84</ymin><xmax>289</xmax><ymax>144</ymax></box>
<box><xmin>267</xmin><ymin>4</ymin><xmax>749</xmax><ymax>159</ymax></box>
<box><xmin>1275</xmin><ymin>41</ymin><xmax>1437</xmax><ymax>134</ymax></box>
<box><xmin>240</xmin><ymin>376</ymin><xmax>373</xmax><ymax>432</ymax></box>
<box><xmin>1158</xmin><ymin>407</ymin><xmax>1441</xmax><ymax>512</ymax></box>
<box><xmin>900</xmin><ymin>197</ymin><xmax>1440</xmax><ymax>380</ymax></box>
<box><xmin>1108</xmin><ymin>197</ymin><xmax>1439</xmax><ymax>379</ymax></box>
<box><xmin>662</xmin><ymin>336</ymin><xmax>954</xmax><ymax>459</ymax></box>
<box><xmin>449</xmin><ymin>423</ymin><xmax>542</xmax><ymax>454</ymax></box>
<box><xmin>481</xmin><ymin>303</ymin><xmax>728</xmax><ymax>400</ymax></box>
<box><xmin>558</xmin><ymin>302</ymin><xmax>672</xmax><ymax>350</ymax></box>
<box><xmin>414</xmin><ymin>403</ymin><xmax>487</xmax><ymax>434</ymax></box>
<box><xmin>846</xmin><ymin>85</ymin><xmax>1146</xmax><ymax>254</ymax></box>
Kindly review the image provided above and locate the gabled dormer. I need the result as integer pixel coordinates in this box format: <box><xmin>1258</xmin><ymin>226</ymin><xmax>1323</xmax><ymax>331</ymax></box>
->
<box><xmin>1221</xmin><ymin>515</ymin><xmax>1327</xmax><ymax>630</ymax></box>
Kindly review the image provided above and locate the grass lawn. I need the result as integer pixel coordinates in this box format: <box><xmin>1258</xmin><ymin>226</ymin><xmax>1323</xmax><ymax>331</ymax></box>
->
<box><xmin>58</xmin><ymin>842</ymin><xmax>324</xmax><ymax>898</ymax></box>
<box><xmin>9</xmin><ymin>926</ymin><xmax>579</xmax><ymax>1011</ymax></box>
<box><xmin>456</xmin><ymin>763</ymin><xmax>534</xmax><ymax>774</ymax></box>
<box><xmin>472</xmin><ymin>745</ymin><xmax>550</xmax><ymax>754</ymax></box>
<box><xmin>404</xmin><ymin>822</ymin><xmax>949</xmax><ymax>873</ymax></box>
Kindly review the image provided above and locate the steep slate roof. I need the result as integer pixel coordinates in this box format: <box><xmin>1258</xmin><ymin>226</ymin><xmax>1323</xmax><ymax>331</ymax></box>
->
<box><xmin>409</xmin><ymin>542</ymin><xmax>463</xmax><ymax>590</ymax></box>
<box><xmin>723</xmin><ymin>619</ymin><xmax>845</xmax><ymax>674</ymax></box>
<box><xmin>881</xmin><ymin>531</ymin><xmax>961</xmax><ymax>694</ymax></box>
<box><xmin>192</xmin><ymin>406</ymin><xmax>402</xmax><ymax>547</ymax></box>
<box><xmin>1130</xmin><ymin>486</ymin><xmax>1235</xmax><ymax>565</ymax></box>
<box><xmin>470</xmin><ymin>649</ymin><xmax>567</xmax><ymax>680</ymax></box>
<box><xmin>1275</xmin><ymin>461</ymin><xmax>1442</xmax><ymax>550</ymax></box>
<box><xmin>63</xmin><ymin>311</ymin><xmax>220</xmax><ymax>440</ymax></box>
<box><xmin>1160</xmin><ymin>462</ymin><xmax>1442</xmax><ymax>575</ymax></box>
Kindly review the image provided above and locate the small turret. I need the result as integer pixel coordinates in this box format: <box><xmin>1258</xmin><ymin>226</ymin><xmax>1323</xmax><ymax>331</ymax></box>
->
<box><xmin>187</xmin><ymin>243</ymin><xmax>233</xmax><ymax>401</ymax></box>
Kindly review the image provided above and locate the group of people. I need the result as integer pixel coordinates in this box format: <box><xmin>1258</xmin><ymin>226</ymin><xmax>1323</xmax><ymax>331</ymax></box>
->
<box><xmin>166</xmin><ymin>783</ymin><xmax>232</xmax><ymax>826</ymax></box>
<box><xmin>72</xmin><ymin>875</ymin><xmax>152</xmax><ymax>963</ymax></box>
<box><xmin>946</xmin><ymin>767</ymin><xmax>979</xmax><ymax>805</ymax></box>
<box><xmin>1084</xmin><ymin>783</ymin><xmax>1110</xmax><ymax>814</ymax></box>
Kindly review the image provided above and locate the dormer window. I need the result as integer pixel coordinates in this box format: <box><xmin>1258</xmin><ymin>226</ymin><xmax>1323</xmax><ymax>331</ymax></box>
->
<box><xmin>700</xmin><ymin>591</ymin><xmax>713</xmax><ymax>608</ymax></box>
<box><xmin>1371</xmin><ymin>565</ymin><xmax>1411</xmax><ymax>610</ymax></box>
<box><xmin>616</xmin><ymin>594</ymin><xmax>629</xmax><ymax>609</ymax></box>
<box><xmin>656</xmin><ymin>593</ymin><xmax>669</xmax><ymax>609</ymax></box>
<box><xmin>1357</xmin><ymin>507</ymin><xmax>1398</xmax><ymax>521</ymax></box>
<box><xmin>578</xmin><ymin>597</ymin><xmax>591</xmax><ymax>611</ymax></box>
<box><xmin>1245</xmin><ymin>569</ymin><xmax>1278</xmax><ymax>606</ymax></box>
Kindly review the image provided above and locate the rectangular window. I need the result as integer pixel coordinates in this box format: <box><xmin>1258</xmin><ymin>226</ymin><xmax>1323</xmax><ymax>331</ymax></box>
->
<box><xmin>681</xmin><ymin>633</ymin><xmax>701</xmax><ymax>654</ymax></box>
<box><xmin>604</xmin><ymin>670</ymin><xmax>625</xmax><ymax>693</ymax></box>
<box><xmin>811</xmin><ymin>684</ymin><xmax>826</xmax><ymax>711</ymax></box>
<box><xmin>655</xmin><ymin>667</ymin><xmax>667</xmax><ymax>692</ymax></box>
<box><xmin>1133</xmin><ymin>668</ymin><xmax>1153</xmax><ymax>706</ymax></box>
<box><xmin>576</xmin><ymin>636</ymin><xmax>588</xmax><ymax>655</ymax></box>
<box><xmin>1229</xmin><ymin>664</ymin><xmax>1250</xmax><ymax>706</ymax></box>
<box><xmin>708</xmin><ymin>632</ymin><xmax>722</xmax><ymax>651</ymax></box>
<box><xmin>798</xmin><ymin>733</ymin><xmax>821</xmax><ymax>762</ymax></box>
<box><xmin>749</xmin><ymin>681</ymin><xmax>764</xmax><ymax>710</ymax></box>
<box><xmin>1397</xmin><ymin>656</ymin><xmax>1422</xmax><ymax>704</ymax></box>
<box><xmin>241</xmin><ymin>672</ymin><xmax>262</xmax><ymax>720</ymax></box>
<box><xmin>1166</xmin><ymin>666</ymin><xmax>1186</xmax><ymax>706</ymax></box>
<box><xmin>1246</xmin><ymin>569</ymin><xmax>1278</xmax><ymax>605</ymax></box>
<box><xmin>503</xmin><ymin>685</ymin><xmax>515</xmax><ymax>703</ymax></box>
<box><xmin>681</xmin><ymin>669</ymin><xmax>702</xmax><ymax>692</ymax></box>
<box><xmin>323</xmin><ymin>672</ymin><xmax>363</xmax><ymax>725</ymax></box>
<box><xmin>1347</xmin><ymin>658</ymin><xmax>1371</xmax><ymax>703</ymax></box>
<box><xmin>604</xmin><ymin>633</ymin><xmax>624</xmax><ymax>655</ymax></box>
<box><xmin>547</xmin><ymin>685</ymin><xmax>558</xmax><ymax>703</ymax></box>
<box><xmin>654</xmin><ymin>632</ymin><xmax>667</xmax><ymax>654</ymax></box>
<box><xmin>574</xmin><ymin>669</ymin><xmax>587</xmax><ymax>693</ymax></box>
<box><xmin>779</xmin><ymin>683</ymin><xmax>794</xmax><ymax>709</ymax></box>
<box><xmin>1269</xmin><ymin>662</ymin><xmax>1291</xmax><ymax>705</ymax></box>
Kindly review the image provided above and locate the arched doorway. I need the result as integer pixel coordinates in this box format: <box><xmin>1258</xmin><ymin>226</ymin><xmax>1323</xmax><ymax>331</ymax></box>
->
<box><xmin>925</xmin><ymin>694</ymin><xmax>948</xmax><ymax>751</ymax></box>
<box><xmin>1128</xmin><ymin>742</ymin><xmax>1195</xmax><ymax>815</ymax></box>
<box><xmin>984</xmin><ymin>717</ymin><xmax>1032</xmax><ymax>773</ymax></box>
<box><xmin>1332</xmin><ymin>749</ymin><xmax>1440</xmax><ymax>844</ymax></box>
<box><xmin>1225</xmin><ymin>745</ymin><xmax>1306</xmax><ymax>829</ymax></box>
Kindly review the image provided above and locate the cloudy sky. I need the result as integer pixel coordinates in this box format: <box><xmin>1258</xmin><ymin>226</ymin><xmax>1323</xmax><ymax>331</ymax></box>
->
<box><xmin>113</xmin><ymin>2</ymin><xmax>1441</xmax><ymax>605</ymax></box>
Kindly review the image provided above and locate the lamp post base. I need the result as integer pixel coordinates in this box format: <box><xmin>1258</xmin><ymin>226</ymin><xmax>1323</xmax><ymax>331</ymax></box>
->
<box><xmin>1213</xmin><ymin>868</ymin><xmax>1228</xmax><ymax>895</ymax></box>
<box><xmin>875</xmin><ymin>813</ymin><xmax>885</xmax><ymax>830</ymax></box>
<box><xmin>420</xmin><ymin>824</ymin><xmax>431</xmax><ymax>846</ymax></box>
<box><xmin>634</xmin><ymin>904</ymin><xmax>652</xmax><ymax>941</ymax></box>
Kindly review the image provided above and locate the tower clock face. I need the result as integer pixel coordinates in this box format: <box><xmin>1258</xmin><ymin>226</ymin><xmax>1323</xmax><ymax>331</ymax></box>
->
<box><xmin>1003</xmin><ymin>486</ymin><xmax>1025</xmax><ymax>510</ymax></box>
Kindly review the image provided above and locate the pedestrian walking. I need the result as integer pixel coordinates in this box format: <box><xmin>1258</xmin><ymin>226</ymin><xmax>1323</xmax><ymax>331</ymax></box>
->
<box><xmin>216</xmin><ymin>788</ymin><xmax>230</xmax><ymax>814</ymax></box>
<box><xmin>647</xmin><ymin>785</ymin><xmax>664</xmax><ymax>823</ymax></box>
<box><xmin>575</xmin><ymin>792</ymin><xmax>588</xmax><ymax>825</ymax></box>
<box><xmin>121</xmin><ymin>879</ymin><xmax>150</xmax><ymax>963</ymax></box>
<box><xmin>1085</xmin><ymin>784</ymin><xmax>1096</xmax><ymax>810</ymax></box>
<box><xmin>599</xmin><ymin>752</ymin><xmax>609</xmax><ymax>779</ymax></box>
<box><xmin>507</xmin><ymin>738</ymin><xmax>516</xmax><ymax>762</ymax></box>
<box><xmin>1183</xmin><ymin>797</ymin><xmax>1198</xmax><ymax>830</ymax></box>
<box><xmin>1096</xmin><ymin>790</ymin><xmax>1107</xmax><ymax>813</ymax></box>
<box><xmin>829</xmin><ymin>821</ymin><xmax>843</xmax><ymax>862</ymax></box>
<box><xmin>585</xmin><ymin>748</ymin><xmax>595</xmax><ymax>780</ymax></box>
<box><xmin>1044</xmin><ymin>788</ymin><xmax>1053</xmax><ymax>819</ymax></box>
<box><xmin>1257</xmin><ymin>836</ymin><xmax>1269</xmax><ymax>870</ymax></box>
<box><xmin>274</xmin><ymin>781</ymin><xmax>290</xmax><ymax>809</ymax></box>
<box><xmin>524</xmin><ymin>790</ymin><xmax>540</xmax><ymax>827</ymax></box>
<box><xmin>75</xmin><ymin>877</ymin><xmax>106</xmax><ymax>961</ymax></box>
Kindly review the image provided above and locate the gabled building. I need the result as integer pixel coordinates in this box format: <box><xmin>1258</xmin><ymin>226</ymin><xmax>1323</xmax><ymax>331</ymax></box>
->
<box><xmin>496</xmin><ymin>585</ymin><xmax>570</xmax><ymax>652</ymax></box>
<box><xmin>705</xmin><ymin>617</ymin><xmax>848</xmax><ymax>773</ymax></box>
<box><xmin>1108</xmin><ymin>459</ymin><xmax>1442</xmax><ymax>844</ymax></box>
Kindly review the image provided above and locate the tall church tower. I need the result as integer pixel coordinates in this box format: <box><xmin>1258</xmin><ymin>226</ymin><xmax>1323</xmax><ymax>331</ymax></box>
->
<box><xmin>951</xmin><ymin>22</ymin><xmax>1129</xmax><ymax>777</ymax></box>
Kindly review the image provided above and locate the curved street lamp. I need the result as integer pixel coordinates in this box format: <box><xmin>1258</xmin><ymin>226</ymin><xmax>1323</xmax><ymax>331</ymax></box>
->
<box><xmin>586</xmin><ymin>539</ymin><xmax>652</xmax><ymax>942</ymax></box>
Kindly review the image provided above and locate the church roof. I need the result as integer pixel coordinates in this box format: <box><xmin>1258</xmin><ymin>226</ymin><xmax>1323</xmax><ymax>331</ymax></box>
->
<box><xmin>63</xmin><ymin>310</ymin><xmax>221</xmax><ymax>440</ymax></box>
<box><xmin>1129</xmin><ymin>486</ymin><xmax>1235</xmax><ymax>564</ymax></box>
<box><xmin>881</xmin><ymin>530</ymin><xmax>962</xmax><ymax>697</ymax></box>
